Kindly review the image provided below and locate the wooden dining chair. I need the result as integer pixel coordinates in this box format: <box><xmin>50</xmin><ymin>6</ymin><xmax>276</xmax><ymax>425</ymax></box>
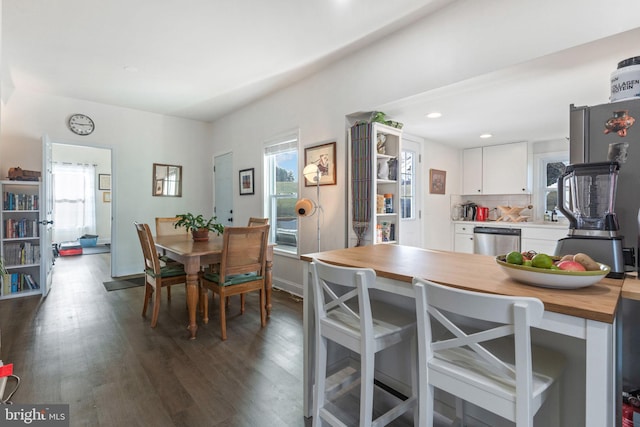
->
<box><xmin>154</xmin><ymin>216</ymin><xmax>188</xmax><ymax>298</ymax></box>
<box><xmin>199</xmin><ymin>225</ymin><xmax>269</xmax><ymax>340</ymax></box>
<box><xmin>412</xmin><ymin>277</ymin><xmax>565</xmax><ymax>427</ymax></box>
<box><xmin>155</xmin><ymin>216</ymin><xmax>187</xmax><ymax>236</ymax></box>
<box><xmin>134</xmin><ymin>222</ymin><xmax>187</xmax><ymax>328</ymax></box>
<box><xmin>247</xmin><ymin>217</ymin><xmax>268</xmax><ymax>227</ymax></box>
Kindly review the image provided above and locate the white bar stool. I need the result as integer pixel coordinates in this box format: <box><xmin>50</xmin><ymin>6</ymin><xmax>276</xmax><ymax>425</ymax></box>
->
<box><xmin>310</xmin><ymin>258</ymin><xmax>417</xmax><ymax>427</ymax></box>
<box><xmin>413</xmin><ymin>277</ymin><xmax>565</xmax><ymax>427</ymax></box>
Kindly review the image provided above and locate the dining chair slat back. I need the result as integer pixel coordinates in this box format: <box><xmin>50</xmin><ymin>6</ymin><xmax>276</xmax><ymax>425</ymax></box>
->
<box><xmin>155</xmin><ymin>217</ymin><xmax>187</xmax><ymax>236</ymax></box>
<box><xmin>200</xmin><ymin>225</ymin><xmax>270</xmax><ymax>340</ymax></box>
<box><xmin>134</xmin><ymin>222</ymin><xmax>186</xmax><ymax>328</ymax></box>
<box><xmin>247</xmin><ymin>217</ymin><xmax>269</xmax><ymax>227</ymax></box>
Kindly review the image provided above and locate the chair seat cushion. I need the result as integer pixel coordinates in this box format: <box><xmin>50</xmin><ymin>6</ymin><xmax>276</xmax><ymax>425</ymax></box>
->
<box><xmin>146</xmin><ymin>265</ymin><xmax>185</xmax><ymax>278</ymax></box>
<box><xmin>203</xmin><ymin>271</ymin><xmax>262</xmax><ymax>286</ymax></box>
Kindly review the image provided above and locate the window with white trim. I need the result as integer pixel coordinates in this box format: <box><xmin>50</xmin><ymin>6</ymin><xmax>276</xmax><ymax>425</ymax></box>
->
<box><xmin>400</xmin><ymin>150</ymin><xmax>415</xmax><ymax>219</ymax></box>
<box><xmin>264</xmin><ymin>133</ymin><xmax>299</xmax><ymax>255</ymax></box>
<box><xmin>535</xmin><ymin>151</ymin><xmax>569</xmax><ymax>220</ymax></box>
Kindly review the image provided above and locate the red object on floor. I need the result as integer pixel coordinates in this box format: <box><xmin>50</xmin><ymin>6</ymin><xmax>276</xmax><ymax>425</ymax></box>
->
<box><xmin>58</xmin><ymin>241</ymin><xmax>83</xmax><ymax>256</ymax></box>
<box><xmin>0</xmin><ymin>363</ymin><xmax>13</xmax><ymax>378</ymax></box>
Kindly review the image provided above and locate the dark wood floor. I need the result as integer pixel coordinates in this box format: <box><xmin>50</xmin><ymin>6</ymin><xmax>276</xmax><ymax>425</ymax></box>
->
<box><xmin>0</xmin><ymin>253</ymin><xmax>308</xmax><ymax>426</ymax></box>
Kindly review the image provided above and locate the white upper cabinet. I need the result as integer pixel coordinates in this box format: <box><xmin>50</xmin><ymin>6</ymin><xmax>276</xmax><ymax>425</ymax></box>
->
<box><xmin>463</xmin><ymin>142</ymin><xmax>529</xmax><ymax>195</ymax></box>
<box><xmin>462</xmin><ymin>147</ymin><xmax>483</xmax><ymax>195</ymax></box>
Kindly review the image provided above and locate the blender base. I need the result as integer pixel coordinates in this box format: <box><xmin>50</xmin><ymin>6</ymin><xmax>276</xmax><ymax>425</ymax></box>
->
<box><xmin>555</xmin><ymin>236</ymin><xmax>625</xmax><ymax>279</ymax></box>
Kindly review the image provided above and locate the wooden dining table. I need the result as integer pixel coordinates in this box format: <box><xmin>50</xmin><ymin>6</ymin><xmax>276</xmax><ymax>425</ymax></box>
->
<box><xmin>301</xmin><ymin>244</ymin><xmax>624</xmax><ymax>427</ymax></box>
<box><xmin>154</xmin><ymin>233</ymin><xmax>274</xmax><ymax>339</ymax></box>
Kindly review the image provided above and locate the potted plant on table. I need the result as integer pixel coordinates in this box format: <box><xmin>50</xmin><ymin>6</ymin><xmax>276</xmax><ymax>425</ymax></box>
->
<box><xmin>174</xmin><ymin>213</ymin><xmax>224</xmax><ymax>241</ymax></box>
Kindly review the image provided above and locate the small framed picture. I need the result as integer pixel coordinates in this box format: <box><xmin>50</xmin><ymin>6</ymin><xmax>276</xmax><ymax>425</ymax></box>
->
<box><xmin>429</xmin><ymin>169</ymin><xmax>446</xmax><ymax>195</ymax></box>
<box><xmin>304</xmin><ymin>141</ymin><xmax>336</xmax><ymax>186</ymax></box>
<box><xmin>239</xmin><ymin>168</ymin><xmax>255</xmax><ymax>195</ymax></box>
<box><xmin>103</xmin><ymin>192</ymin><xmax>111</xmax><ymax>203</ymax></box>
<box><xmin>98</xmin><ymin>174</ymin><xmax>111</xmax><ymax>190</ymax></box>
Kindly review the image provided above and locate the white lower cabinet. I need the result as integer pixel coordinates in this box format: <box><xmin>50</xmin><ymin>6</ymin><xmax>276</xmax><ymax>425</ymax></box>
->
<box><xmin>453</xmin><ymin>222</ymin><xmax>568</xmax><ymax>255</ymax></box>
<box><xmin>521</xmin><ymin>227</ymin><xmax>568</xmax><ymax>255</ymax></box>
<box><xmin>454</xmin><ymin>224</ymin><xmax>474</xmax><ymax>254</ymax></box>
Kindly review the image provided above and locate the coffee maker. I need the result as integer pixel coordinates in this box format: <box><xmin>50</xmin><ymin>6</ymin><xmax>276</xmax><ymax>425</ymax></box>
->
<box><xmin>555</xmin><ymin>161</ymin><xmax>625</xmax><ymax>278</ymax></box>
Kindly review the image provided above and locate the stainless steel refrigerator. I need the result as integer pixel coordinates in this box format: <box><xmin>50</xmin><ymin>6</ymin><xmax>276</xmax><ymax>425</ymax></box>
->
<box><xmin>570</xmin><ymin>98</ymin><xmax>640</xmax><ymax>391</ymax></box>
<box><xmin>569</xmin><ymin>98</ymin><xmax>640</xmax><ymax>272</ymax></box>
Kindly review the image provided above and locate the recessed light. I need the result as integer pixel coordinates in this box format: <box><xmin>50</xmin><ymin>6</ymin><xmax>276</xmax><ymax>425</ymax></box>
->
<box><xmin>480</xmin><ymin>133</ymin><xmax>493</xmax><ymax>139</ymax></box>
<box><xmin>426</xmin><ymin>112</ymin><xmax>442</xmax><ymax>119</ymax></box>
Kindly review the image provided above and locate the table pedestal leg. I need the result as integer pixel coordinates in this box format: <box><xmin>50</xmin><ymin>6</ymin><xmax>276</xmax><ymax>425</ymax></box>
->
<box><xmin>186</xmin><ymin>271</ymin><xmax>199</xmax><ymax>340</ymax></box>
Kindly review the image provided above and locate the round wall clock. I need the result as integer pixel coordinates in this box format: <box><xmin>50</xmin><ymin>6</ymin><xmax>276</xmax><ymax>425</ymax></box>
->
<box><xmin>68</xmin><ymin>114</ymin><xmax>95</xmax><ymax>136</ymax></box>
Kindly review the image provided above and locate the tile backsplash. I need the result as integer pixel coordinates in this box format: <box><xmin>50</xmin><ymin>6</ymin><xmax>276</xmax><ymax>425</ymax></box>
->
<box><xmin>451</xmin><ymin>194</ymin><xmax>536</xmax><ymax>221</ymax></box>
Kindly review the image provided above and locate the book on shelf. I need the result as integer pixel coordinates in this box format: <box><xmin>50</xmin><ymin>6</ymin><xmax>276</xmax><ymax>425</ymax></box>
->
<box><xmin>2</xmin><ymin>192</ymin><xmax>39</xmax><ymax>211</ymax></box>
<box><xmin>3</xmin><ymin>218</ymin><xmax>38</xmax><ymax>239</ymax></box>
<box><xmin>0</xmin><ymin>272</ymin><xmax>39</xmax><ymax>294</ymax></box>
<box><xmin>2</xmin><ymin>274</ymin><xmax>11</xmax><ymax>295</ymax></box>
<box><xmin>2</xmin><ymin>241</ymin><xmax>40</xmax><ymax>266</ymax></box>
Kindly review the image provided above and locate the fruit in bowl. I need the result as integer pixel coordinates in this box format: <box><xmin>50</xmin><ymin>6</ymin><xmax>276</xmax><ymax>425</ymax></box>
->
<box><xmin>557</xmin><ymin>260</ymin><xmax>586</xmax><ymax>271</ymax></box>
<box><xmin>496</xmin><ymin>251</ymin><xmax>610</xmax><ymax>289</ymax></box>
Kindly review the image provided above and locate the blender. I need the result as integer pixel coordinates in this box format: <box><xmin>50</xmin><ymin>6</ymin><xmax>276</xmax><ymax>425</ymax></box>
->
<box><xmin>555</xmin><ymin>161</ymin><xmax>625</xmax><ymax>278</ymax></box>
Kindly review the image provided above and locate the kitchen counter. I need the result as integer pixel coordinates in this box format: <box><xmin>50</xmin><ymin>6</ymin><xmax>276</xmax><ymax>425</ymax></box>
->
<box><xmin>452</xmin><ymin>219</ymin><xmax>569</xmax><ymax>229</ymax></box>
<box><xmin>301</xmin><ymin>245</ymin><xmax>620</xmax><ymax>427</ymax></box>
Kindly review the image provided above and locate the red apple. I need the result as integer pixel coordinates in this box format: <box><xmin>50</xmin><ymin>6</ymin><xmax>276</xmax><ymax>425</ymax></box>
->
<box><xmin>557</xmin><ymin>260</ymin><xmax>586</xmax><ymax>271</ymax></box>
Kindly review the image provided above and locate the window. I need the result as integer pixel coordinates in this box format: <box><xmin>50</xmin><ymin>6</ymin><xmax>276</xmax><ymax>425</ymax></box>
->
<box><xmin>545</xmin><ymin>160</ymin><xmax>568</xmax><ymax>213</ymax></box>
<box><xmin>535</xmin><ymin>151</ymin><xmax>569</xmax><ymax>220</ymax></box>
<box><xmin>52</xmin><ymin>162</ymin><xmax>97</xmax><ymax>242</ymax></box>
<box><xmin>400</xmin><ymin>150</ymin><xmax>415</xmax><ymax>219</ymax></box>
<box><xmin>264</xmin><ymin>133</ymin><xmax>299</xmax><ymax>255</ymax></box>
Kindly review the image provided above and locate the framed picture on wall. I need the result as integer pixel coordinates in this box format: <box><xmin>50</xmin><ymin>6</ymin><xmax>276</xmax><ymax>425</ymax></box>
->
<box><xmin>98</xmin><ymin>174</ymin><xmax>111</xmax><ymax>190</ymax></box>
<box><xmin>304</xmin><ymin>141</ymin><xmax>336</xmax><ymax>186</ymax></box>
<box><xmin>103</xmin><ymin>192</ymin><xmax>111</xmax><ymax>203</ymax></box>
<box><xmin>429</xmin><ymin>169</ymin><xmax>446</xmax><ymax>195</ymax></box>
<box><xmin>239</xmin><ymin>168</ymin><xmax>254</xmax><ymax>195</ymax></box>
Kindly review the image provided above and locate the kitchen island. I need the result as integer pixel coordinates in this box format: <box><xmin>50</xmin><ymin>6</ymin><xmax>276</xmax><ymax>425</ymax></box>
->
<box><xmin>301</xmin><ymin>245</ymin><xmax>622</xmax><ymax>426</ymax></box>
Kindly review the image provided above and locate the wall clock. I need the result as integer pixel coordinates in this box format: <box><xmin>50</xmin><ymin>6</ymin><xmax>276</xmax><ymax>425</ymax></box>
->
<box><xmin>68</xmin><ymin>114</ymin><xmax>95</xmax><ymax>136</ymax></box>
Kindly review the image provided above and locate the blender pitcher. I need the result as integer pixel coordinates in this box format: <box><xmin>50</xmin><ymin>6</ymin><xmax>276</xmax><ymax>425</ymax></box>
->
<box><xmin>557</xmin><ymin>161</ymin><xmax>620</xmax><ymax>232</ymax></box>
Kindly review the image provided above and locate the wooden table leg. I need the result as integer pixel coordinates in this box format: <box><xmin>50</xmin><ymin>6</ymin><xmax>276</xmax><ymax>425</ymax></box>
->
<box><xmin>184</xmin><ymin>259</ymin><xmax>200</xmax><ymax>340</ymax></box>
<box><xmin>265</xmin><ymin>259</ymin><xmax>273</xmax><ymax>317</ymax></box>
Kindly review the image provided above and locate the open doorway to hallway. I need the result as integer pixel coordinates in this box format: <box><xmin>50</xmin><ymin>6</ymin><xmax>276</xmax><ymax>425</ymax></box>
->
<box><xmin>51</xmin><ymin>143</ymin><xmax>112</xmax><ymax>275</ymax></box>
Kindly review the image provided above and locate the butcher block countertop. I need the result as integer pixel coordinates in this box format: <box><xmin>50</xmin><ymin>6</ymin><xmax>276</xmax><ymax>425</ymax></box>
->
<box><xmin>301</xmin><ymin>244</ymin><xmax>623</xmax><ymax>324</ymax></box>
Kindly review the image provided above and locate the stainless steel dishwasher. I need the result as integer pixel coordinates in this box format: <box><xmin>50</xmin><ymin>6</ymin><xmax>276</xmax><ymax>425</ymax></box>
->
<box><xmin>473</xmin><ymin>226</ymin><xmax>521</xmax><ymax>255</ymax></box>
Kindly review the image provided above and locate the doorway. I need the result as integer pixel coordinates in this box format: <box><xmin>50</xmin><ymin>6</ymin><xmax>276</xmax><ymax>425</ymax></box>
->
<box><xmin>51</xmin><ymin>143</ymin><xmax>113</xmax><ymax>274</ymax></box>
<box><xmin>214</xmin><ymin>152</ymin><xmax>234</xmax><ymax>227</ymax></box>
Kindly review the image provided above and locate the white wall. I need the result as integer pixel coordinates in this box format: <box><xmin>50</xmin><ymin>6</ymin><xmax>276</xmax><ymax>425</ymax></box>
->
<box><xmin>0</xmin><ymin>89</ymin><xmax>213</xmax><ymax>277</ymax></box>
<box><xmin>421</xmin><ymin>138</ymin><xmax>461</xmax><ymax>251</ymax></box>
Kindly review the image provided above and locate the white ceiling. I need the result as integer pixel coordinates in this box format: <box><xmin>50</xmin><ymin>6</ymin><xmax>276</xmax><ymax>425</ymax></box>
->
<box><xmin>379</xmin><ymin>27</ymin><xmax>640</xmax><ymax>148</ymax></box>
<box><xmin>1</xmin><ymin>0</ymin><xmax>452</xmax><ymax>121</ymax></box>
<box><xmin>2</xmin><ymin>1</ymin><xmax>638</xmax><ymax>149</ymax></box>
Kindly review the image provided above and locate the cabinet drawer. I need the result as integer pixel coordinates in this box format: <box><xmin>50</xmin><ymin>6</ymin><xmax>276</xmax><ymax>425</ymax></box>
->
<box><xmin>521</xmin><ymin>227</ymin><xmax>567</xmax><ymax>241</ymax></box>
<box><xmin>454</xmin><ymin>224</ymin><xmax>474</xmax><ymax>234</ymax></box>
